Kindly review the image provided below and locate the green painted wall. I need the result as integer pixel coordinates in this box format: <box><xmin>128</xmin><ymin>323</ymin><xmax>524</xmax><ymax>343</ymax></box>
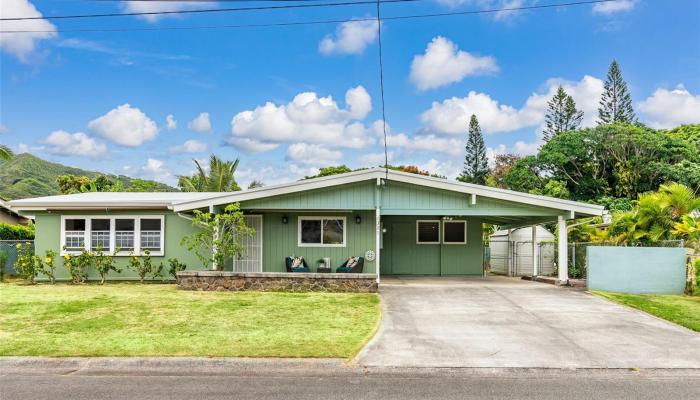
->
<box><xmin>33</xmin><ymin>211</ymin><xmax>202</xmax><ymax>281</ymax></box>
<box><xmin>251</xmin><ymin>211</ymin><xmax>377</xmax><ymax>273</ymax></box>
<box><xmin>241</xmin><ymin>182</ymin><xmax>376</xmax><ymax>210</ymax></box>
<box><xmin>381</xmin><ymin>216</ymin><xmax>483</xmax><ymax>276</ymax></box>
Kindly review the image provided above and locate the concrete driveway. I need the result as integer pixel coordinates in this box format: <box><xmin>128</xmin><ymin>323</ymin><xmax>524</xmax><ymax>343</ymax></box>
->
<box><xmin>355</xmin><ymin>276</ymin><xmax>700</xmax><ymax>368</ymax></box>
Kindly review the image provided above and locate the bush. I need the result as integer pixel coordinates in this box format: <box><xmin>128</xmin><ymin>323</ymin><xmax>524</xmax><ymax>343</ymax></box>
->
<box><xmin>128</xmin><ymin>250</ymin><xmax>161</xmax><ymax>283</ymax></box>
<box><xmin>93</xmin><ymin>245</ymin><xmax>121</xmax><ymax>284</ymax></box>
<box><xmin>36</xmin><ymin>250</ymin><xmax>58</xmax><ymax>284</ymax></box>
<box><xmin>167</xmin><ymin>258</ymin><xmax>187</xmax><ymax>279</ymax></box>
<box><xmin>0</xmin><ymin>223</ymin><xmax>34</xmax><ymax>240</ymax></box>
<box><xmin>63</xmin><ymin>250</ymin><xmax>90</xmax><ymax>284</ymax></box>
<box><xmin>14</xmin><ymin>242</ymin><xmax>37</xmax><ymax>283</ymax></box>
<box><xmin>0</xmin><ymin>250</ymin><xmax>8</xmax><ymax>281</ymax></box>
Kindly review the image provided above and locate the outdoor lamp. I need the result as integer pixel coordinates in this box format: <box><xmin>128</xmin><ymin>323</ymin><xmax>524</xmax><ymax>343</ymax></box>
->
<box><xmin>355</xmin><ymin>215</ymin><xmax>362</xmax><ymax>224</ymax></box>
<box><xmin>282</xmin><ymin>215</ymin><xmax>288</xmax><ymax>224</ymax></box>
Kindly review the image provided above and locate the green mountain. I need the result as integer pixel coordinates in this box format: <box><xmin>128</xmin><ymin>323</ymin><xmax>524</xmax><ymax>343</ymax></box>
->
<box><xmin>0</xmin><ymin>153</ymin><xmax>176</xmax><ymax>200</ymax></box>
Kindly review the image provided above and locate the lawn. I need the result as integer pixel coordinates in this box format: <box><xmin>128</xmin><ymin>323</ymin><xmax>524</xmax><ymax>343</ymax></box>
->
<box><xmin>593</xmin><ymin>290</ymin><xmax>700</xmax><ymax>332</ymax></box>
<box><xmin>0</xmin><ymin>283</ymin><xmax>381</xmax><ymax>358</ymax></box>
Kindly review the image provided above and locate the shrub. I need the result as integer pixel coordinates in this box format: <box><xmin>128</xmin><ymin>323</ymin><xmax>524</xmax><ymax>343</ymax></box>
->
<box><xmin>0</xmin><ymin>223</ymin><xmax>34</xmax><ymax>240</ymax></box>
<box><xmin>93</xmin><ymin>245</ymin><xmax>121</xmax><ymax>284</ymax></box>
<box><xmin>13</xmin><ymin>242</ymin><xmax>37</xmax><ymax>283</ymax></box>
<box><xmin>128</xmin><ymin>250</ymin><xmax>160</xmax><ymax>283</ymax></box>
<box><xmin>0</xmin><ymin>250</ymin><xmax>8</xmax><ymax>281</ymax></box>
<box><xmin>36</xmin><ymin>249</ymin><xmax>58</xmax><ymax>284</ymax></box>
<box><xmin>167</xmin><ymin>258</ymin><xmax>187</xmax><ymax>279</ymax></box>
<box><xmin>63</xmin><ymin>249</ymin><xmax>90</xmax><ymax>284</ymax></box>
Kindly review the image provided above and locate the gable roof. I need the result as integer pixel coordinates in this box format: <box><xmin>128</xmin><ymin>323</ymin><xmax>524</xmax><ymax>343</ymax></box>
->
<box><xmin>9</xmin><ymin>168</ymin><xmax>605</xmax><ymax>218</ymax></box>
<box><xmin>171</xmin><ymin>168</ymin><xmax>604</xmax><ymax>217</ymax></box>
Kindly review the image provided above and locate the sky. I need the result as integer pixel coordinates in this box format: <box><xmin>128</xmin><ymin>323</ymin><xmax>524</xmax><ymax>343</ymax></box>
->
<box><xmin>1</xmin><ymin>0</ymin><xmax>700</xmax><ymax>188</ymax></box>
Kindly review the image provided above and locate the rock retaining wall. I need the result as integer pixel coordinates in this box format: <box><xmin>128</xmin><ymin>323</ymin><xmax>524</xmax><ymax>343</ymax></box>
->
<box><xmin>176</xmin><ymin>271</ymin><xmax>378</xmax><ymax>293</ymax></box>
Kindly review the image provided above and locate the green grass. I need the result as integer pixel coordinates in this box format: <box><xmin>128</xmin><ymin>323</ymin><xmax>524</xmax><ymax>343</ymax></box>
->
<box><xmin>0</xmin><ymin>283</ymin><xmax>380</xmax><ymax>358</ymax></box>
<box><xmin>593</xmin><ymin>290</ymin><xmax>700</xmax><ymax>332</ymax></box>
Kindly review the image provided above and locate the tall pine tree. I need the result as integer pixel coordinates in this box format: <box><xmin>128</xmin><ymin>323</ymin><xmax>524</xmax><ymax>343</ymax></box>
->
<box><xmin>598</xmin><ymin>59</ymin><xmax>636</xmax><ymax>124</ymax></box>
<box><xmin>458</xmin><ymin>114</ymin><xmax>489</xmax><ymax>185</ymax></box>
<box><xmin>543</xmin><ymin>86</ymin><xmax>584</xmax><ymax>142</ymax></box>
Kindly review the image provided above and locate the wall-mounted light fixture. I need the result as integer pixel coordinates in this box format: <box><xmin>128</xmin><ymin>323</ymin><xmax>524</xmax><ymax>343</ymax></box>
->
<box><xmin>355</xmin><ymin>215</ymin><xmax>362</xmax><ymax>224</ymax></box>
<box><xmin>282</xmin><ymin>215</ymin><xmax>289</xmax><ymax>224</ymax></box>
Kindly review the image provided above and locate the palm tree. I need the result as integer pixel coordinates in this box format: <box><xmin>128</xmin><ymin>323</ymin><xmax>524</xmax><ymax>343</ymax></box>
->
<box><xmin>178</xmin><ymin>155</ymin><xmax>241</xmax><ymax>192</ymax></box>
<box><xmin>0</xmin><ymin>145</ymin><xmax>14</xmax><ymax>161</ymax></box>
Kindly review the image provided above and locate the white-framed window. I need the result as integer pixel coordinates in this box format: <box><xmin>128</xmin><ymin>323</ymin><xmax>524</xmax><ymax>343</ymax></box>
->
<box><xmin>443</xmin><ymin>220</ymin><xmax>467</xmax><ymax>244</ymax></box>
<box><xmin>298</xmin><ymin>216</ymin><xmax>346</xmax><ymax>247</ymax></box>
<box><xmin>60</xmin><ymin>215</ymin><xmax>164</xmax><ymax>256</ymax></box>
<box><xmin>416</xmin><ymin>220</ymin><xmax>440</xmax><ymax>244</ymax></box>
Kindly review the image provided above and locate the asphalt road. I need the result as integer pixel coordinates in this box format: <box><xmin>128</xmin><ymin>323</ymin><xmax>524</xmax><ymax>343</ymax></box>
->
<box><xmin>2</xmin><ymin>363</ymin><xmax>699</xmax><ymax>400</ymax></box>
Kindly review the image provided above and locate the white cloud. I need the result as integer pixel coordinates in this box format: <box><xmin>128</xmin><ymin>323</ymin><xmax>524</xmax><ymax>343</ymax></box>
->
<box><xmin>121</xmin><ymin>0</ymin><xmax>215</xmax><ymax>22</ymax></box>
<box><xmin>226</xmin><ymin>137</ymin><xmax>279</xmax><ymax>154</ymax></box>
<box><xmin>124</xmin><ymin>158</ymin><xmax>173</xmax><ymax>184</ymax></box>
<box><xmin>420</xmin><ymin>75</ymin><xmax>604</xmax><ymax>134</ymax></box>
<box><xmin>286</xmin><ymin>143</ymin><xmax>343</xmax><ymax>166</ymax></box>
<box><xmin>0</xmin><ymin>124</ymin><xmax>8</xmax><ymax>134</ymax></box>
<box><xmin>359</xmin><ymin>151</ymin><xmax>394</xmax><ymax>166</ymax></box>
<box><xmin>319</xmin><ymin>19</ymin><xmax>378</xmax><ymax>55</ymax></box>
<box><xmin>592</xmin><ymin>0</ymin><xmax>638</xmax><ymax>14</ymax></box>
<box><xmin>434</xmin><ymin>0</ymin><xmax>528</xmax><ymax>21</ymax></box>
<box><xmin>486</xmin><ymin>139</ymin><xmax>540</xmax><ymax>166</ymax></box>
<box><xmin>165</xmin><ymin>114</ymin><xmax>177</xmax><ymax>130</ymax></box>
<box><xmin>187</xmin><ymin>112</ymin><xmax>212</xmax><ymax>133</ymax></box>
<box><xmin>170</xmin><ymin>139</ymin><xmax>208</xmax><ymax>154</ymax></box>
<box><xmin>410</xmin><ymin>36</ymin><xmax>498</xmax><ymax>91</ymax></box>
<box><xmin>386</xmin><ymin>132</ymin><xmax>464</xmax><ymax>157</ymax></box>
<box><xmin>638</xmin><ymin>86</ymin><xmax>700</xmax><ymax>128</ymax></box>
<box><xmin>0</xmin><ymin>0</ymin><xmax>57</xmax><ymax>62</ymax></box>
<box><xmin>42</xmin><ymin>130</ymin><xmax>108</xmax><ymax>158</ymax></box>
<box><xmin>88</xmin><ymin>104</ymin><xmax>159</xmax><ymax>147</ymax></box>
<box><xmin>17</xmin><ymin>143</ymin><xmax>29</xmax><ymax>154</ymax></box>
<box><xmin>418</xmin><ymin>159</ymin><xmax>461</xmax><ymax>179</ymax></box>
<box><xmin>229</xmin><ymin>86</ymin><xmax>375</xmax><ymax>151</ymax></box>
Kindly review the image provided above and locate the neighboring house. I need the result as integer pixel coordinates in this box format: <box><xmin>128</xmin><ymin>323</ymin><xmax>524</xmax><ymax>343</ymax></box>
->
<box><xmin>489</xmin><ymin>226</ymin><xmax>556</xmax><ymax>277</ymax></box>
<box><xmin>9</xmin><ymin>168</ymin><xmax>603</xmax><ymax>282</ymax></box>
<box><xmin>0</xmin><ymin>199</ymin><xmax>32</xmax><ymax>226</ymax></box>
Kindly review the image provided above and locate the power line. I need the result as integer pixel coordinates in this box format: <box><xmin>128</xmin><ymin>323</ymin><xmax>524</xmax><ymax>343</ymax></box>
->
<box><xmin>375</xmin><ymin>0</ymin><xmax>389</xmax><ymax>179</ymax></box>
<box><xmin>0</xmin><ymin>0</ymin><xmax>620</xmax><ymax>32</ymax></box>
<box><xmin>1</xmin><ymin>0</ymin><xmax>420</xmax><ymax>21</ymax></box>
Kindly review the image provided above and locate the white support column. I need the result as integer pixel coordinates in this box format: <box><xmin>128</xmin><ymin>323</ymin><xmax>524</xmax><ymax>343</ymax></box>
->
<box><xmin>557</xmin><ymin>215</ymin><xmax>568</xmax><ymax>285</ymax></box>
<box><xmin>507</xmin><ymin>228</ymin><xmax>513</xmax><ymax>276</ymax></box>
<box><xmin>375</xmin><ymin>208</ymin><xmax>381</xmax><ymax>284</ymax></box>
<box><xmin>532</xmin><ymin>225</ymin><xmax>538</xmax><ymax>277</ymax></box>
<box><xmin>210</xmin><ymin>205</ymin><xmax>219</xmax><ymax>271</ymax></box>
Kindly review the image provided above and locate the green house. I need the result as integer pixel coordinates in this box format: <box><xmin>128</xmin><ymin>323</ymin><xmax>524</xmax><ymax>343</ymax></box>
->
<box><xmin>10</xmin><ymin>168</ymin><xmax>604</xmax><ymax>282</ymax></box>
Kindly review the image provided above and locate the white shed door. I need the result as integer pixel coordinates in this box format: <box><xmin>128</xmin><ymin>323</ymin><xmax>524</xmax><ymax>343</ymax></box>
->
<box><xmin>233</xmin><ymin>215</ymin><xmax>263</xmax><ymax>272</ymax></box>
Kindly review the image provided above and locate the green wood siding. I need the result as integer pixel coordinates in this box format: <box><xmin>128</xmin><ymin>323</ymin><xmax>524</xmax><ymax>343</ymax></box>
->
<box><xmin>33</xmin><ymin>211</ymin><xmax>202</xmax><ymax>281</ymax></box>
<box><xmin>255</xmin><ymin>211</ymin><xmax>377</xmax><ymax>273</ymax></box>
<box><xmin>241</xmin><ymin>182</ymin><xmax>376</xmax><ymax>210</ymax></box>
<box><xmin>381</xmin><ymin>216</ymin><xmax>483</xmax><ymax>276</ymax></box>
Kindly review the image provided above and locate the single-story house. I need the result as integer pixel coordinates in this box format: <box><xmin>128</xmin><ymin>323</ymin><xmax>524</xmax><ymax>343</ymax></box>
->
<box><xmin>0</xmin><ymin>199</ymin><xmax>32</xmax><ymax>226</ymax></box>
<box><xmin>9</xmin><ymin>168</ymin><xmax>604</xmax><ymax>283</ymax></box>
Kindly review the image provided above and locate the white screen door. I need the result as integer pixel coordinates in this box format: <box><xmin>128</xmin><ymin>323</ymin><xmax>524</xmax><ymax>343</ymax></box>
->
<box><xmin>233</xmin><ymin>215</ymin><xmax>263</xmax><ymax>272</ymax></box>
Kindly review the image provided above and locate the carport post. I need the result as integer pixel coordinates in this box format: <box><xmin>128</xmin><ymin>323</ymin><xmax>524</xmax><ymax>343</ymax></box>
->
<box><xmin>557</xmin><ymin>215</ymin><xmax>568</xmax><ymax>285</ymax></box>
<box><xmin>532</xmin><ymin>225</ymin><xmax>538</xmax><ymax>277</ymax></box>
<box><xmin>375</xmin><ymin>208</ymin><xmax>381</xmax><ymax>284</ymax></box>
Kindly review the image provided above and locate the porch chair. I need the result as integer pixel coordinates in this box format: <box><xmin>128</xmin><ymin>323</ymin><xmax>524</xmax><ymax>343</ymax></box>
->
<box><xmin>336</xmin><ymin>256</ymin><xmax>364</xmax><ymax>273</ymax></box>
<box><xmin>285</xmin><ymin>257</ymin><xmax>310</xmax><ymax>273</ymax></box>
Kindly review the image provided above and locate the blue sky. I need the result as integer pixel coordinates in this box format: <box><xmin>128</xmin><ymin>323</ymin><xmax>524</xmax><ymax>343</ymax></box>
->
<box><xmin>1</xmin><ymin>0</ymin><xmax>699</xmax><ymax>188</ymax></box>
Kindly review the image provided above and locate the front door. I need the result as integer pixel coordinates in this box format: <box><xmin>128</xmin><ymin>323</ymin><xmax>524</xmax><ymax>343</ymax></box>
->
<box><xmin>233</xmin><ymin>215</ymin><xmax>263</xmax><ymax>272</ymax></box>
<box><xmin>390</xmin><ymin>221</ymin><xmax>441</xmax><ymax>275</ymax></box>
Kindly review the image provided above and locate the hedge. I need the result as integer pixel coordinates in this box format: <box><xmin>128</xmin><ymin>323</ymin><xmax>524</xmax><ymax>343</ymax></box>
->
<box><xmin>0</xmin><ymin>223</ymin><xmax>35</xmax><ymax>240</ymax></box>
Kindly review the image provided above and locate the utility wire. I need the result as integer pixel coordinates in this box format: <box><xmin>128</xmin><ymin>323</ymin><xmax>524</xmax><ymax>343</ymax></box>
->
<box><xmin>0</xmin><ymin>0</ymin><xmax>620</xmax><ymax>32</ymax></box>
<box><xmin>375</xmin><ymin>0</ymin><xmax>389</xmax><ymax>180</ymax></box>
<box><xmin>1</xmin><ymin>0</ymin><xmax>420</xmax><ymax>21</ymax></box>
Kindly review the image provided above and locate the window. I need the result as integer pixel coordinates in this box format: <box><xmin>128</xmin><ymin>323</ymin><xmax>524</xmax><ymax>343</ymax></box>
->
<box><xmin>443</xmin><ymin>220</ymin><xmax>467</xmax><ymax>244</ymax></box>
<box><xmin>90</xmin><ymin>219</ymin><xmax>111</xmax><ymax>251</ymax></box>
<box><xmin>64</xmin><ymin>219</ymin><xmax>86</xmax><ymax>251</ymax></box>
<box><xmin>298</xmin><ymin>217</ymin><xmax>346</xmax><ymax>247</ymax></box>
<box><xmin>140</xmin><ymin>218</ymin><xmax>162</xmax><ymax>253</ymax></box>
<box><xmin>416</xmin><ymin>220</ymin><xmax>440</xmax><ymax>244</ymax></box>
<box><xmin>60</xmin><ymin>215</ymin><xmax>164</xmax><ymax>256</ymax></box>
<box><xmin>115</xmin><ymin>219</ymin><xmax>135</xmax><ymax>252</ymax></box>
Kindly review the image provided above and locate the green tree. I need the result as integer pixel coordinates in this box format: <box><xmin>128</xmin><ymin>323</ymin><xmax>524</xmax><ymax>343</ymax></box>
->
<box><xmin>247</xmin><ymin>180</ymin><xmax>265</xmax><ymax>189</ymax></box>
<box><xmin>0</xmin><ymin>145</ymin><xmax>14</xmax><ymax>161</ymax></box>
<box><xmin>180</xmin><ymin>203</ymin><xmax>254</xmax><ymax>270</ymax></box>
<box><xmin>489</xmin><ymin>153</ymin><xmax>520</xmax><ymax>188</ymax></box>
<box><xmin>178</xmin><ymin>155</ymin><xmax>241</xmax><ymax>192</ymax></box>
<box><xmin>458</xmin><ymin>115</ymin><xmax>489</xmax><ymax>185</ymax></box>
<box><xmin>543</xmin><ymin>86</ymin><xmax>583</xmax><ymax>142</ymax></box>
<box><xmin>598</xmin><ymin>59</ymin><xmax>636</xmax><ymax>124</ymax></box>
<box><xmin>56</xmin><ymin>175</ymin><xmax>91</xmax><ymax>194</ymax></box>
<box><xmin>304</xmin><ymin>165</ymin><xmax>353</xmax><ymax>179</ymax></box>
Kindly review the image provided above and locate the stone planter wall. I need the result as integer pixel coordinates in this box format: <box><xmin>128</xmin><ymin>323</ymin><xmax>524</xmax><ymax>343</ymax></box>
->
<box><xmin>176</xmin><ymin>271</ymin><xmax>378</xmax><ymax>293</ymax></box>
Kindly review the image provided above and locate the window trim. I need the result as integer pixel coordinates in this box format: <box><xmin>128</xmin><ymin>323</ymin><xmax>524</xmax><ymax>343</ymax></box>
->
<box><xmin>442</xmin><ymin>220</ymin><xmax>467</xmax><ymax>245</ymax></box>
<box><xmin>416</xmin><ymin>220</ymin><xmax>441</xmax><ymax>244</ymax></box>
<box><xmin>60</xmin><ymin>215</ymin><xmax>165</xmax><ymax>256</ymax></box>
<box><xmin>297</xmin><ymin>216</ymin><xmax>347</xmax><ymax>248</ymax></box>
